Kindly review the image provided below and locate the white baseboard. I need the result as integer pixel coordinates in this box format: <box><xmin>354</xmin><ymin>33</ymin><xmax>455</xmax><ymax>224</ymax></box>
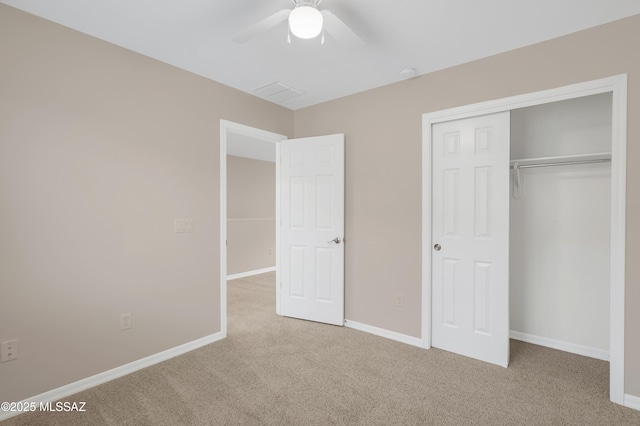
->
<box><xmin>345</xmin><ymin>320</ymin><xmax>424</xmax><ymax>348</ymax></box>
<box><xmin>227</xmin><ymin>267</ymin><xmax>276</xmax><ymax>281</ymax></box>
<box><xmin>0</xmin><ymin>332</ymin><xmax>225</xmax><ymax>422</ymax></box>
<box><xmin>510</xmin><ymin>330</ymin><xmax>609</xmax><ymax>361</ymax></box>
<box><xmin>625</xmin><ymin>394</ymin><xmax>640</xmax><ymax>411</ymax></box>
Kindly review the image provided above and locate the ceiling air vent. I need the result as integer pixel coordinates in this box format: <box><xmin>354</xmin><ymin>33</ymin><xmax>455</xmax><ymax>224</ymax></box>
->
<box><xmin>253</xmin><ymin>81</ymin><xmax>302</xmax><ymax>102</ymax></box>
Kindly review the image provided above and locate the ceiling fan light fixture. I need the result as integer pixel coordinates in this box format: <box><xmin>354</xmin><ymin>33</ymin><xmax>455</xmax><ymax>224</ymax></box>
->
<box><xmin>289</xmin><ymin>6</ymin><xmax>323</xmax><ymax>39</ymax></box>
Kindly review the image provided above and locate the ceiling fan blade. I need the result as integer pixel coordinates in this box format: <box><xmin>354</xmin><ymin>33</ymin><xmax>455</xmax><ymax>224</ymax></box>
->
<box><xmin>321</xmin><ymin>10</ymin><xmax>364</xmax><ymax>48</ymax></box>
<box><xmin>231</xmin><ymin>9</ymin><xmax>291</xmax><ymax>43</ymax></box>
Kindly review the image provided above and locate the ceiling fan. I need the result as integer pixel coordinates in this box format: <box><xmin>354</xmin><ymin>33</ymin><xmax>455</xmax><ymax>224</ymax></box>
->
<box><xmin>231</xmin><ymin>0</ymin><xmax>364</xmax><ymax>47</ymax></box>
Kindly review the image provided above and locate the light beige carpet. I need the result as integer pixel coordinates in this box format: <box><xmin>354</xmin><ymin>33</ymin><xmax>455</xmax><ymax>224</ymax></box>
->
<box><xmin>3</xmin><ymin>271</ymin><xmax>640</xmax><ymax>425</ymax></box>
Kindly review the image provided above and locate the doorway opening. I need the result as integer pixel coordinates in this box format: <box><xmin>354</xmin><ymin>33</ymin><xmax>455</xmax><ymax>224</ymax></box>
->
<box><xmin>220</xmin><ymin>120</ymin><xmax>287</xmax><ymax>337</ymax></box>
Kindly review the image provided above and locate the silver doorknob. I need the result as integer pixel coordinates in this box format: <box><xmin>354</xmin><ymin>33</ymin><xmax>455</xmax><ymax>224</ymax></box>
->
<box><xmin>328</xmin><ymin>237</ymin><xmax>342</xmax><ymax>244</ymax></box>
<box><xmin>434</xmin><ymin>243</ymin><xmax>441</xmax><ymax>251</ymax></box>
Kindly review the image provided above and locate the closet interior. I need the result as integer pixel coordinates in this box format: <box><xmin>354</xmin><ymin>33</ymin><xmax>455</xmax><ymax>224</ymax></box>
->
<box><xmin>508</xmin><ymin>93</ymin><xmax>612</xmax><ymax>360</ymax></box>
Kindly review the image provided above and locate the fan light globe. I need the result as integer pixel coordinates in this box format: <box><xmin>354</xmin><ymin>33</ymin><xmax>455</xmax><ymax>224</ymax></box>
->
<box><xmin>289</xmin><ymin>6</ymin><xmax>323</xmax><ymax>39</ymax></box>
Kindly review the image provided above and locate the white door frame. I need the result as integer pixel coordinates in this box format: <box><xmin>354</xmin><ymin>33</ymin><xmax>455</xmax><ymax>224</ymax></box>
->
<box><xmin>220</xmin><ymin>120</ymin><xmax>287</xmax><ymax>337</ymax></box>
<box><xmin>421</xmin><ymin>75</ymin><xmax>627</xmax><ymax>405</ymax></box>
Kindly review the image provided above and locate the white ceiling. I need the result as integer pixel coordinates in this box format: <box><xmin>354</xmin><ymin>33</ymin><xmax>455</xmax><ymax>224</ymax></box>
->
<box><xmin>2</xmin><ymin>1</ymin><xmax>640</xmax><ymax>110</ymax></box>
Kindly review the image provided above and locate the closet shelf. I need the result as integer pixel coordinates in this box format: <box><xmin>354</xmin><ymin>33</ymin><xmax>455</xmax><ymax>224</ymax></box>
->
<box><xmin>510</xmin><ymin>152</ymin><xmax>611</xmax><ymax>169</ymax></box>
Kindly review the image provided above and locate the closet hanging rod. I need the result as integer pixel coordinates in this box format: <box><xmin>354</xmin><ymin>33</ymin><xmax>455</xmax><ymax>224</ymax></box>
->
<box><xmin>510</xmin><ymin>158</ymin><xmax>611</xmax><ymax>169</ymax></box>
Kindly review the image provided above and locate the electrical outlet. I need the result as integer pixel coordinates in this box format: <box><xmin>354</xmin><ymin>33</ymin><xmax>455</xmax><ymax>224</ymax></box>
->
<box><xmin>395</xmin><ymin>294</ymin><xmax>404</xmax><ymax>307</ymax></box>
<box><xmin>1</xmin><ymin>339</ymin><xmax>18</xmax><ymax>362</ymax></box>
<box><xmin>120</xmin><ymin>313</ymin><xmax>132</xmax><ymax>331</ymax></box>
<box><xmin>269</xmin><ymin>248</ymin><xmax>274</xmax><ymax>255</ymax></box>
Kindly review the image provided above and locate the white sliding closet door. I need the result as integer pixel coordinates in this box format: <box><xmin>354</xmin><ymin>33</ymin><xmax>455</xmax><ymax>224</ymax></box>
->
<box><xmin>431</xmin><ymin>112</ymin><xmax>510</xmax><ymax>367</ymax></box>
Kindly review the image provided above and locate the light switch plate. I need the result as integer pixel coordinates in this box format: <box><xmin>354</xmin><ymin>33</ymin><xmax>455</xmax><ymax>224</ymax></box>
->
<box><xmin>175</xmin><ymin>218</ymin><xmax>194</xmax><ymax>233</ymax></box>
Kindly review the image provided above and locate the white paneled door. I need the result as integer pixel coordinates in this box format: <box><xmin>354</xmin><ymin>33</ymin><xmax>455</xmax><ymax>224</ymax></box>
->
<box><xmin>280</xmin><ymin>134</ymin><xmax>345</xmax><ymax>326</ymax></box>
<box><xmin>431</xmin><ymin>112</ymin><xmax>510</xmax><ymax>367</ymax></box>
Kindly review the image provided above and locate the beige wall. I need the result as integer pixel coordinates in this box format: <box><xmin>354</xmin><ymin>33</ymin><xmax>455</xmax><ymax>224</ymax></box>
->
<box><xmin>227</xmin><ymin>155</ymin><xmax>276</xmax><ymax>275</ymax></box>
<box><xmin>0</xmin><ymin>5</ymin><xmax>292</xmax><ymax>403</ymax></box>
<box><xmin>294</xmin><ymin>15</ymin><xmax>640</xmax><ymax>396</ymax></box>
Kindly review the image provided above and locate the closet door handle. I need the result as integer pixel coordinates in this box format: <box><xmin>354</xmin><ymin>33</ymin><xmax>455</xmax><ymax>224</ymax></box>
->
<box><xmin>434</xmin><ymin>243</ymin><xmax>441</xmax><ymax>251</ymax></box>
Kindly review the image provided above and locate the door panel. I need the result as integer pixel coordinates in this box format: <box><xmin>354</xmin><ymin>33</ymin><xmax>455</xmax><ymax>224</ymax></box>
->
<box><xmin>432</xmin><ymin>112</ymin><xmax>510</xmax><ymax>367</ymax></box>
<box><xmin>280</xmin><ymin>134</ymin><xmax>345</xmax><ymax>326</ymax></box>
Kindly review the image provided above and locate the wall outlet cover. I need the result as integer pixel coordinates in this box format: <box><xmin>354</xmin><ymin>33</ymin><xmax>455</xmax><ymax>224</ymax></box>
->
<box><xmin>120</xmin><ymin>313</ymin><xmax>132</xmax><ymax>330</ymax></box>
<box><xmin>0</xmin><ymin>339</ymin><xmax>18</xmax><ymax>362</ymax></box>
